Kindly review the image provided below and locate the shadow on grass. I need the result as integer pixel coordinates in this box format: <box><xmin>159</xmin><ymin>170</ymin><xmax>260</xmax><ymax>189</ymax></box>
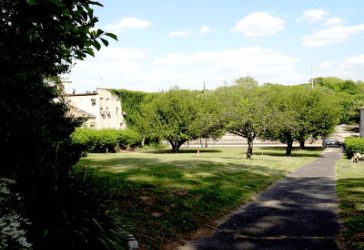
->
<box><xmin>76</xmin><ymin>156</ymin><xmax>287</xmax><ymax>190</ymax></box>
<box><xmin>251</xmin><ymin>147</ymin><xmax>323</xmax><ymax>158</ymax></box>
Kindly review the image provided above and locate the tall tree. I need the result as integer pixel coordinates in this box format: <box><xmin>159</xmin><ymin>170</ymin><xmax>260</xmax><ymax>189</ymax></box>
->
<box><xmin>0</xmin><ymin>0</ymin><xmax>121</xmax><ymax>248</ymax></box>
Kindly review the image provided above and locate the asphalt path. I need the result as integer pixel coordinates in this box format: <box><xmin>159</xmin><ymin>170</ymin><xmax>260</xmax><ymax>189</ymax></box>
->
<box><xmin>178</xmin><ymin>148</ymin><xmax>344</xmax><ymax>250</ymax></box>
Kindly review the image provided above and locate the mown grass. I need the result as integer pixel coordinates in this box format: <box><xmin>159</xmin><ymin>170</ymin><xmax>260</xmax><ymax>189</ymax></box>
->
<box><xmin>75</xmin><ymin>147</ymin><xmax>322</xmax><ymax>249</ymax></box>
<box><xmin>336</xmin><ymin>156</ymin><xmax>364</xmax><ymax>250</ymax></box>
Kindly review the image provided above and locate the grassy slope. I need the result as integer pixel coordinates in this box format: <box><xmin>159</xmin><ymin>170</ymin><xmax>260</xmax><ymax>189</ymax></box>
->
<box><xmin>75</xmin><ymin>147</ymin><xmax>322</xmax><ymax>249</ymax></box>
<box><xmin>336</xmin><ymin>156</ymin><xmax>364</xmax><ymax>250</ymax></box>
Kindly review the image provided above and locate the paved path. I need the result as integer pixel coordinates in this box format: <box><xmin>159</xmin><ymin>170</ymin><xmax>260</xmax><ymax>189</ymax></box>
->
<box><xmin>179</xmin><ymin>148</ymin><xmax>344</xmax><ymax>250</ymax></box>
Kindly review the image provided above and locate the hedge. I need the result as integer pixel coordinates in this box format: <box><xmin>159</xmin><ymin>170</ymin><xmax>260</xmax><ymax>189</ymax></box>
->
<box><xmin>71</xmin><ymin>128</ymin><xmax>143</xmax><ymax>153</ymax></box>
<box><xmin>344</xmin><ymin>137</ymin><xmax>364</xmax><ymax>157</ymax></box>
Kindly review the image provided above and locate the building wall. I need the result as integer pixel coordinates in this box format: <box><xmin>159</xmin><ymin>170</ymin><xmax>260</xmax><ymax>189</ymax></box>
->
<box><xmin>97</xmin><ymin>88</ymin><xmax>126</xmax><ymax>129</ymax></box>
<box><xmin>67</xmin><ymin>88</ymin><xmax>126</xmax><ymax>129</ymax></box>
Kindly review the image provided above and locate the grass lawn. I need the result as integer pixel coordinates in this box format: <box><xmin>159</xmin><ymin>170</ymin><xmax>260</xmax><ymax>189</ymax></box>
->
<box><xmin>336</xmin><ymin>156</ymin><xmax>364</xmax><ymax>250</ymax></box>
<box><xmin>75</xmin><ymin>147</ymin><xmax>322</xmax><ymax>249</ymax></box>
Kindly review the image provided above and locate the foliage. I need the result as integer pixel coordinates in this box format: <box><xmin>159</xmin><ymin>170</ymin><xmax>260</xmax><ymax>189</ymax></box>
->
<box><xmin>313</xmin><ymin>77</ymin><xmax>364</xmax><ymax>124</ymax></box>
<box><xmin>265</xmin><ymin>85</ymin><xmax>339</xmax><ymax>155</ymax></box>
<box><xmin>233</xmin><ymin>76</ymin><xmax>259</xmax><ymax>89</ymax></box>
<box><xmin>0</xmin><ymin>178</ymin><xmax>32</xmax><ymax>250</ymax></box>
<box><xmin>110</xmin><ymin>89</ymin><xmax>158</xmax><ymax>128</ymax></box>
<box><xmin>71</xmin><ymin>128</ymin><xmax>143</xmax><ymax>153</ymax></box>
<box><xmin>137</xmin><ymin>87</ymin><xmax>224</xmax><ymax>152</ymax></box>
<box><xmin>344</xmin><ymin>137</ymin><xmax>364</xmax><ymax>157</ymax></box>
<box><xmin>215</xmin><ymin>80</ymin><xmax>272</xmax><ymax>158</ymax></box>
<box><xmin>0</xmin><ymin>0</ymin><xmax>125</xmax><ymax>248</ymax></box>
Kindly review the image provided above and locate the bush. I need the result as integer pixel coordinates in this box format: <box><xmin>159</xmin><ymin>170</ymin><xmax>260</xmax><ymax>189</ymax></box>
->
<box><xmin>0</xmin><ymin>178</ymin><xmax>32</xmax><ymax>250</ymax></box>
<box><xmin>71</xmin><ymin>128</ymin><xmax>143</xmax><ymax>153</ymax></box>
<box><xmin>344</xmin><ymin>137</ymin><xmax>364</xmax><ymax>157</ymax></box>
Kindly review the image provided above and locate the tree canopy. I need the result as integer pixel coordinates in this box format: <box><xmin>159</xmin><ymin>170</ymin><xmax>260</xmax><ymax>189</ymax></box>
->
<box><xmin>137</xmin><ymin>87</ymin><xmax>223</xmax><ymax>152</ymax></box>
<box><xmin>0</xmin><ymin>0</ymin><xmax>121</xmax><ymax>248</ymax></box>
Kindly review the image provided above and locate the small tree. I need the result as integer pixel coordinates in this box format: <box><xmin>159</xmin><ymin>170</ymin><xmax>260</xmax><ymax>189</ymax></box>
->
<box><xmin>216</xmin><ymin>78</ymin><xmax>270</xmax><ymax>158</ymax></box>
<box><xmin>138</xmin><ymin>87</ymin><xmax>223</xmax><ymax>152</ymax></box>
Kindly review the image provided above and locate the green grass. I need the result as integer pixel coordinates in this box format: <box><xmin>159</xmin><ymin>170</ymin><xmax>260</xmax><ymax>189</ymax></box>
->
<box><xmin>336</xmin><ymin>156</ymin><xmax>364</xmax><ymax>250</ymax></box>
<box><xmin>75</xmin><ymin>147</ymin><xmax>322</xmax><ymax>249</ymax></box>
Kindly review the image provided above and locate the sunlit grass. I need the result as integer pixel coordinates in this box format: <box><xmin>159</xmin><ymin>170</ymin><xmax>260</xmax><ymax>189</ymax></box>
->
<box><xmin>336</xmin><ymin>156</ymin><xmax>364</xmax><ymax>250</ymax></box>
<box><xmin>75</xmin><ymin>147</ymin><xmax>322</xmax><ymax>249</ymax></box>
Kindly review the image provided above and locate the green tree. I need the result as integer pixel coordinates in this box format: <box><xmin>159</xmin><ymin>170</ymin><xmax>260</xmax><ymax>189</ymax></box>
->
<box><xmin>215</xmin><ymin>83</ymin><xmax>271</xmax><ymax>158</ymax></box>
<box><xmin>234</xmin><ymin>76</ymin><xmax>259</xmax><ymax>89</ymax></box>
<box><xmin>138</xmin><ymin>87</ymin><xmax>223</xmax><ymax>153</ymax></box>
<box><xmin>267</xmin><ymin>86</ymin><xmax>339</xmax><ymax>155</ymax></box>
<box><xmin>0</xmin><ymin>0</ymin><xmax>122</xmax><ymax>249</ymax></box>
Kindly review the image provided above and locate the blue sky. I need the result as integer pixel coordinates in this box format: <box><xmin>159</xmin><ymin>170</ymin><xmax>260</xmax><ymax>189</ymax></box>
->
<box><xmin>67</xmin><ymin>0</ymin><xmax>364</xmax><ymax>93</ymax></box>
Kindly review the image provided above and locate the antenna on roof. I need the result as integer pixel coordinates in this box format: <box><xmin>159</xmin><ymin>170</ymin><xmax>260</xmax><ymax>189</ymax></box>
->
<box><xmin>100</xmin><ymin>76</ymin><xmax>103</xmax><ymax>86</ymax></box>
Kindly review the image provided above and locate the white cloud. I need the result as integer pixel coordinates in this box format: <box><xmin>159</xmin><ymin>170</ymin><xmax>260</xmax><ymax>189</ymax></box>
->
<box><xmin>154</xmin><ymin>47</ymin><xmax>298</xmax><ymax>65</ymax></box>
<box><xmin>105</xmin><ymin>17</ymin><xmax>153</xmax><ymax>34</ymax></box>
<box><xmin>167</xmin><ymin>30</ymin><xmax>193</xmax><ymax>38</ymax></box>
<box><xmin>197</xmin><ymin>26</ymin><xmax>211</xmax><ymax>36</ymax></box>
<box><xmin>341</xmin><ymin>54</ymin><xmax>364</xmax><ymax>68</ymax></box>
<box><xmin>231</xmin><ymin>12</ymin><xmax>285</xmax><ymax>37</ymax></box>
<box><xmin>296</xmin><ymin>9</ymin><xmax>329</xmax><ymax>23</ymax></box>
<box><xmin>302</xmin><ymin>24</ymin><xmax>364</xmax><ymax>46</ymax></box>
<box><xmin>317</xmin><ymin>61</ymin><xmax>338</xmax><ymax>69</ymax></box>
<box><xmin>323</xmin><ymin>17</ymin><xmax>346</xmax><ymax>26</ymax></box>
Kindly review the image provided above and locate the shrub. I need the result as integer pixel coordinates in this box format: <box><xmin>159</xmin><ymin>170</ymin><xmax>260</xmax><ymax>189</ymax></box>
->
<box><xmin>71</xmin><ymin>128</ymin><xmax>143</xmax><ymax>153</ymax></box>
<box><xmin>118</xmin><ymin>129</ymin><xmax>143</xmax><ymax>149</ymax></box>
<box><xmin>344</xmin><ymin>137</ymin><xmax>364</xmax><ymax>157</ymax></box>
<box><xmin>0</xmin><ymin>178</ymin><xmax>32</xmax><ymax>250</ymax></box>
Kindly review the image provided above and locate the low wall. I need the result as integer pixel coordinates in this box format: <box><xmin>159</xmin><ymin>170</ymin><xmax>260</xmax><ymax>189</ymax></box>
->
<box><xmin>162</xmin><ymin>133</ymin><xmax>323</xmax><ymax>148</ymax></box>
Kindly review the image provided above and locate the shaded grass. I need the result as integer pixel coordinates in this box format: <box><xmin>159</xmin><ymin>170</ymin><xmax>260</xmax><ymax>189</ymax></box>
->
<box><xmin>336</xmin><ymin>156</ymin><xmax>364</xmax><ymax>250</ymax></box>
<box><xmin>75</xmin><ymin>147</ymin><xmax>322</xmax><ymax>249</ymax></box>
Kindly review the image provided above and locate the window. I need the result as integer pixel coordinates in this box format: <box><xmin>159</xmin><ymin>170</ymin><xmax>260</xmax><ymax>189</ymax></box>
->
<box><xmin>120</xmin><ymin>123</ymin><xmax>123</xmax><ymax>127</ymax></box>
<box><xmin>91</xmin><ymin>98</ymin><xmax>96</xmax><ymax>105</ymax></box>
<box><xmin>90</xmin><ymin>125</ymin><xmax>95</xmax><ymax>128</ymax></box>
<box><xmin>116</xmin><ymin>107</ymin><xmax>119</xmax><ymax>115</ymax></box>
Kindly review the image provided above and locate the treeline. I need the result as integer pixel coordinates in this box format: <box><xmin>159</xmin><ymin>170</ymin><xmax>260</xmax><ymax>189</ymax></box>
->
<box><xmin>313</xmin><ymin>77</ymin><xmax>364</xmax><ymax>124</ymax></box>
<box><xmin>112</xmin><ymin>76</ymin><xmax>364</xmax><ymax>157</ymax></box>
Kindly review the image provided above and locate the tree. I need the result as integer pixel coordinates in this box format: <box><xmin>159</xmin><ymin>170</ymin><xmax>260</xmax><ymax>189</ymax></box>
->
<box><xmin>0</xmin><ymin>0</ymin><xmax>122</xmax><ymax>248</ymax></box>
<box><xmin>267</xmin><ymin>86</ymin><xmax>339</xmax><ymax>155</ymax></box>
<box><xmin>215</xmin><ymin>83</ymin><xmax>271</xmax><ymax>158</ymax></box>
<box><xmin>137</xmin><ymin>87</ymin><xmax>223</xmax><ymax>153</ymax></box>
<box><xmin>234</xmin><ymin>76</ymin><xmax>259</xmax><ymax>89</ymax></box>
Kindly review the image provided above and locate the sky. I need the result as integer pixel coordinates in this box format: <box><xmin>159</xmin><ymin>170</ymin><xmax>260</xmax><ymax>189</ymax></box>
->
<box><xmin>66</xmin><ymin>0</ymin><xmax>364</xmax><ymax>93</ymax></box>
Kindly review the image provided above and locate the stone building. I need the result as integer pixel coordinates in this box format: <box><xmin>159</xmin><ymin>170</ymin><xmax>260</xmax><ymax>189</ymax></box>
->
<box><xmin>66</xmin><ymin>88</ymin><xmax>127</xmax><ymax>129</ymax></box>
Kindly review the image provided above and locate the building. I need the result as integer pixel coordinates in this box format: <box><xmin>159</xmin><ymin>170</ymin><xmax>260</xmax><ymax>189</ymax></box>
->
<box><xmin>66</xmin><ymin>87</ymin><xmax>127</xmax><ymax>129</ymax></box>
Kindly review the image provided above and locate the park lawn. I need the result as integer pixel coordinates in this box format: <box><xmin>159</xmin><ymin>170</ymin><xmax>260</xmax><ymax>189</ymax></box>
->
<box><xmin>336</xmin><ymin>156</ymin><xmax>364</xmax><ymax>250</ymax></box>
<box><xmin>75</xmin><ymin>147</ymin><xmax>322</xmax><ymax>249</ymax></box>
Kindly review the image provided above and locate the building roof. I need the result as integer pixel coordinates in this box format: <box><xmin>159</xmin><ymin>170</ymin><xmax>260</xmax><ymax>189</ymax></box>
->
<box><xmin>360</xmin><ymin>107</ymin><xmax>364</xmax><ymax>110</ymax></box>
<box><xmin>68</xmin><ymin>106</ymin><xmax>96</xmax><ymax>118</ymax></box>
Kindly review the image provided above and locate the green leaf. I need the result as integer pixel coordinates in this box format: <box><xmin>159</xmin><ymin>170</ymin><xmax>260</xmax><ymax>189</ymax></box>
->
<box><xmin>100</xmin><ymin>38</ymin><xmax>109</xmax><ymax>47</ymax></box>
<box><xmin>28</xmin><ymin>0</ymin><xmax>39</xmax><ymax>5</ymax></box>
<box><xmin>84</xmin><ymin>48</ymin><xmax>95</xmax><ymax>57</ymax></box>
<box><xmin>104</xmin><ymin>33</ymin><xmax>118</xmax><ymax>41</ymax></box>
<box><xmin>89</xmin><ymin>1</ymin><xmax>104</xmax><ymax>7</ymax></box>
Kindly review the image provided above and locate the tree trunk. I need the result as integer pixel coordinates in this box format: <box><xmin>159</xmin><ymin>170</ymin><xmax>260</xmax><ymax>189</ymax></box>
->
<box><xmin>247</xmin><ymin>136</ymin><xmax>254</xmax><ymax>159</ymax></box>
<box><xmin>299</xmin><ymin>139</ymin><xmax>305</xmax><ymax>149</ymax></box>
<box><xmin>286</xmin><ymin>138</ymin><xmax>293</xmax><ymax>156</ymax></box>
<box><xmin>169</xmin><ymin>140</ymin><xmax>185</xmax><ymax>153</ymax></box>
<box><xmin>172</xmin><ymin>145</ymin><xmax>179</xmax><ymax>153</ymax></box>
